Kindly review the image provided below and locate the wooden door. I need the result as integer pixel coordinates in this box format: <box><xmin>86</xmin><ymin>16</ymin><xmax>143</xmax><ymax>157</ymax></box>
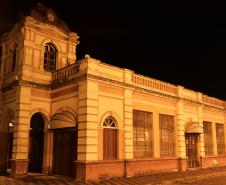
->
<box><xmin>185</xmin><ymin>133</ymin><xmax>199</xmax><ymax>168</ymax></box>
<box><xmin>53</xmin><ymin>128</ymin><xmax>77</xmax><ymax>177</ymax></box>
<box><xmin>103</xmin><ymin>128</ymin><xmax>117</xmax><ymax>160</ymax></box>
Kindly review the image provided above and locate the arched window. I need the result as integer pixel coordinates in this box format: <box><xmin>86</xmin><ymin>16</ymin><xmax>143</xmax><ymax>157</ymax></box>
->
<box><xmin>12</xmin><ymin>44</ymin><xmax>17</xmax><ymax>72</ymax></box>
<box><xmin>44</xmin><ymin>43</ymin><xmax>57</xmax><ymax>72</ymax></box>
<box><xmin>103</xmin><ymin>116</ymin><xmax>117</xmax><ymax>160</ymax></box>
<box><xmin>103</xmin><ymin>116</ymin><xmax>117</xmax><ymax>127</ymax></box>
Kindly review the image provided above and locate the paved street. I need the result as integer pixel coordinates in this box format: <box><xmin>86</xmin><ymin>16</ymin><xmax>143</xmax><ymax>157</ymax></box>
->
<box><xmin>1</xmin><ymin>166</ymin><xmax>226</xmax><ymax>185</ymax></box>
<box><xmin>171</xmin><ymin>172</ymin><xmax>226</xmax><ymax>185</ymax></box>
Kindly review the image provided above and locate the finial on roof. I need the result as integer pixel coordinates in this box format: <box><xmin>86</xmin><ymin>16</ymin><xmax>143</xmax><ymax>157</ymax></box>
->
<box><xmin>85</xmin><ymin>54</ymin><xmax>90</xmax><ymax>59</ymax></box>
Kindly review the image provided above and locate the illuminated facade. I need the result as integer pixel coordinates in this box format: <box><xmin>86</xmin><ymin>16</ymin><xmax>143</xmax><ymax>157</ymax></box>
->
<box><xmin>0</xmin><ymin>3</ymin><xmax>226</xmax><ymax>181</ymax></box>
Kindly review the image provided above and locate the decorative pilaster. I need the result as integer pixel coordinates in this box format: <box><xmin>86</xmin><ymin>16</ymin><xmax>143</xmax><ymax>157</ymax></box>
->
<box><xmin>11</xmin><ymin>86</ymin><xmax>31</xmax><ymax>177</ymax></box>
<box><xmin>77</xmin><ymin>79</ymin><xmax>98</xmax><ymax>162</ymax></box>
<box><xmin>176</xmin><ymin>86</ymin><xmax>187</xmax><ymax>171</ymax></box>
<box><xmin>197</xmin><ymin>93</ymin><xmax>205</xmax><ymax>157</ymax></box>
<box><xmin>77</xmin><ymin>59</ymin><xmax>99</xmax><ymax>162</ymax></box>
<box><xmin>176</xmin><ymin>86</ymin><xmax>186</xmax><ymax>158</ymax></box>
<box><xmin>123</xmin><ymin>88</ymin><xmax>133</xmax><ymax>159</ymax></box>
<box><xmin>42</xmin><ymin>130</ymin><xmax>53</xmax><ymax>174</ymax></box>
<box><xmin>123</xmin><ymin>69</ymin><xmax>133</xmax><ymax>160</ymax></box>
<box><xmin>76</xmin><ymin>59</ymin><xmax>99</xmax><ymax>179</ymax></box>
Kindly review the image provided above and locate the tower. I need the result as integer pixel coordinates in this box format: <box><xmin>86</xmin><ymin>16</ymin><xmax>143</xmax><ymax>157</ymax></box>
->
<box><xmin>0</xmin><ymin>3</ymin><xmax>79</xmax><ymax>176</ymax></box>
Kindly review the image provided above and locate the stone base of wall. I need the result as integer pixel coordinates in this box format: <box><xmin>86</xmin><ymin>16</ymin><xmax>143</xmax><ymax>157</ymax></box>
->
<box><xmin>11</xmin><ymin>159</ymin><xmax>29</xmax><ymax>177</ymax></box>
<box><xmin>75</xmin><ymin>160</ymin><xmax>125</xmax><ymax>181</ymax></box>
<box><xmin>126</xmin><ymin>157</ymin><xmax>185</xmax><ymax>177</ymax></box>
<box><xmin>201</xmin><ymin>156</ymin><xmax>226</xmax><ymax>168</ymax></box>
<box><xmin>76</xmin><ymin>157</ymin><xmax>187</xmax><ymax>181</ymax></box>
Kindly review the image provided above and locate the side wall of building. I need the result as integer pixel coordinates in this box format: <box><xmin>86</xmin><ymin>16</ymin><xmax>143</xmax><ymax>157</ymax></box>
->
<box><xmin>75</xmin><ymin>57</ymin><xmax>226</xmax><ymax>181</ymax></box>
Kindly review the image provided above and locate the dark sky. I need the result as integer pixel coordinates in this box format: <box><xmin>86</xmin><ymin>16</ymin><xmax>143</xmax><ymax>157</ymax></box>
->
<box><xmin>1</xmin><ymin>1</ymin><xmax>226</xmax><ymax>100</ymax></box>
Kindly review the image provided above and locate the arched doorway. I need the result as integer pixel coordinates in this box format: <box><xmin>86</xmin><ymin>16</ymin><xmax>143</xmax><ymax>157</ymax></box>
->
<box><xmin>103</xmin><ymin>116</ymin><xmax>118</xmax><ymax>160</ymax></box>
<box><xmin>29</xmin><ymin>113</ymin><xmax>44</xmax><ymax>172</ymax></box>
<box><xmin>185</xmin><ymin>120</ymin><xmax>202</xmax><ymax>168</ymax></box>
<box><xmin>49</xmin><ymin>110</ymin><xmax>77</xmax><ymax>177</ymax></box>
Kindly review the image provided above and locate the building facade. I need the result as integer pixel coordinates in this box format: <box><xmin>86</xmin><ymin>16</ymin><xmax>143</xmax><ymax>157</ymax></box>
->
<box><xmin>0</xmin><ymin>3</ymin><xmax>226</xmax><ymax>181</ymax></box>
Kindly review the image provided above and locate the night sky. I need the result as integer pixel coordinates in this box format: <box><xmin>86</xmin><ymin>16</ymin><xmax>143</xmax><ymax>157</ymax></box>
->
<box><xmin>1</xmin><ymin>1</ymin><xmax>226</xmax><ymax>100</ymax></box>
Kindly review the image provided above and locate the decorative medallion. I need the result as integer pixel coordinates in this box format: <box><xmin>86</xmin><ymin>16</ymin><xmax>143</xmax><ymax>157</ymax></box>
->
<box><xmin>47</xmin><ymin>12</ymin><xmax>55</xmax><ymax>22</ymax></box>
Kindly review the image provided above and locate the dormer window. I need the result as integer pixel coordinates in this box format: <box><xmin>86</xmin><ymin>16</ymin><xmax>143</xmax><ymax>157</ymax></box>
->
<box><xmin>44</xmin><ymin>43</ymin><xmax>57</xmax><ymax>72</ymax></box>
<box><xmin>12</xmin><ymin>44</ymin><xmax>17</xmax><ymax>72</ymax></box>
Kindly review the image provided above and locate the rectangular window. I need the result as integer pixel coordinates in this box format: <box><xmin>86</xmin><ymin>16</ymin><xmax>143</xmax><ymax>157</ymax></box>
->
<box><xmin>133</xmin><ymin>110</ymin><xmax>153</xmax><ymax>158</ymax></box>
<box><xmin>159</xmin><ymin>114</ymin><xmax>175</xmax><ymax>156</ymax></box>
<box><xmin>203</xmin><ymin>121</ymin><xmax>213</xmax><ymax>156</ymax></box>
<box><xmin>216</xmin><ymin>123</ymin><xmax>225</xmax><ymax>155</ymax></box>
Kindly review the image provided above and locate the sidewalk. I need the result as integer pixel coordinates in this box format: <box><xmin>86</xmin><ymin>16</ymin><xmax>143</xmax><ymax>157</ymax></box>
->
<box><xmin>86</xmin><ymin>166</ymin><xmax>226</xmax><ymax>185</ymax></box>
<box><xmin>1</xmin><ymin>166</ymin><xmax>226</xmax><ymax>185</ymax></box>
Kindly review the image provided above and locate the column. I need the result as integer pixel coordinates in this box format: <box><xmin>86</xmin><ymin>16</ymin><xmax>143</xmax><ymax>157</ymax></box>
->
<box><xmin>76</xmin><ymin>78</ymin><xmax>99</xmax><ymax>179</ymax></box>
<box><xmin>197</xmin><ymin>93</ymin><xmax>205</xmax><ymax>168</ymax></box>
<box><xmin>42</xmin><ymin>130</ymin><xmax>53</xmax><ymax>174</ymax></box>
<box><xmin>11</xmin><ymin>86</ymin><xmax>31</xmax><ymax>177</ymax></box>
<box><xmin>197</xmin><ymin>93</ymin><xmax>205</xmax><ymax>158</ymax></box>
<box><xmin>77</xmin><ymin>79</ymin><xmax>98</xmax><ymax>161</ymax></box>
<box><xmin>176</xmin><ymin>86</ymin><xmax>186</xmax><ymax>171</ymax></box>
<box><xmin>177</xmin><ymin>100</ymin><xmax>186</xmax><ymax>158</ymax></box>
<box><xmin>123</xmin><ymin>69</ymin><xmax>134</xmax><ymax>160</ymax></box>
<box><xmin>124</xmin><ymin>88</ymin><xmax>133</xmax><ymax>160</ymax></box>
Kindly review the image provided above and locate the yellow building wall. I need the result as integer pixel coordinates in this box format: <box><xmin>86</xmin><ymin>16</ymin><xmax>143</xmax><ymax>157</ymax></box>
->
<box><xmin>98</xmin><ymin>83</ymin><xmax>124</xmax><ymax>160</ymax></box>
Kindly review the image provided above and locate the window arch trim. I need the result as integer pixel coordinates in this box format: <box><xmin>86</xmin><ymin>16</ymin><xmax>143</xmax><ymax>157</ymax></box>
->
<box><xmin>100</xmin><ymin>111</ymin><xmax>122</xmax><ymax>129</ymax></box>
<box><xmin>43</xmin><ymin>43</ymin><xmax>57</xmax><ymax>72</ymax></box>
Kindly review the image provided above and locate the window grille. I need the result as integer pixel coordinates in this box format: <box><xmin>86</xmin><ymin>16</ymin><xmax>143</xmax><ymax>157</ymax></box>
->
<box><xmin>103</xmin><ymin>116</ymin><xmax>116</xmax><ymax>128</ymax></box>
<box><xmin>159</xmin><ymin>114</ymin><xmax>175</xmax><ymax>156</ymax></box>
<box><xmin>203</xmin><ymin>121</ymin><xmax>213</xmax><ymax>156</ymax></box>
<box><xmin>133</xmin><ymin>110</ymin><xmax>153</xmax><ymax>157</ymax></box>
<box><xmin>44</xmin><ymin>43</ymin><xmax>57</xmax><ymax>71</ymax></box>
<box><xmin>216</xmin><ymin>123</ymin><xmax>225</xmax><ymax>155</ymax></box>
